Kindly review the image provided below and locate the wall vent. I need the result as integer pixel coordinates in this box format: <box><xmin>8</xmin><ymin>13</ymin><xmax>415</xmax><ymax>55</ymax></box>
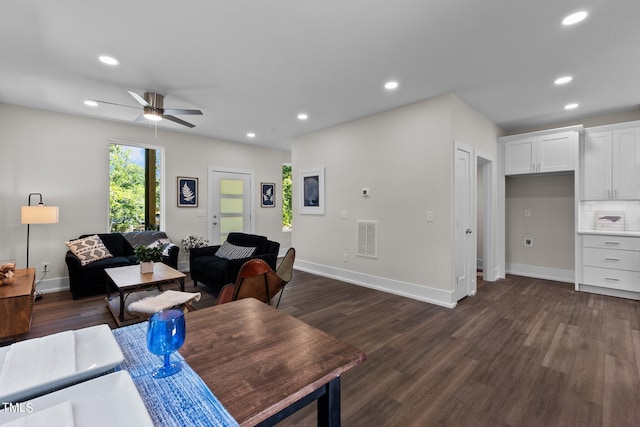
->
<box><xmin>357</xmin><ymin>220</ymin><xmax>378</xmax><ymax>258</ymax></box>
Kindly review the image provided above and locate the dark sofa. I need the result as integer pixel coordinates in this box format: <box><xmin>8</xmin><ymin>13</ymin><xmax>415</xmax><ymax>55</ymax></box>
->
<box><xmin>65</xmin><ymin>231</ymin><xmax>179</xmax><ymax>299</ymax></box>
<box><xmin>189</xmin><ymin>232</ymin><xmax>280</xmax><ymax>295</ymax></box>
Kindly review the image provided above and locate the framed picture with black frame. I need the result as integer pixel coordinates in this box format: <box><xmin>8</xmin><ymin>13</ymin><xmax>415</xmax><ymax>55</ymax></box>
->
<box><xmin>261</xmin><ymin>182</ymin><xmax>275</xmax><ymax>208</ymax></box>
<box><xmin>177</xmin><ymin>177</ymin><xmax>198</xmax><ymax>207</ymax></box>
<box><xmin>299</xmin><ymin>167</ymin><xmax>325</xmax><ymax>215</ymax></box>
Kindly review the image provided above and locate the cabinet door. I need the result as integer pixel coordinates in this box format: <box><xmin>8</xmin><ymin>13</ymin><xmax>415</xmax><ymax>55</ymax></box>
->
<box><xmin>538</xmin><ymin>132</ymin><xmax>575</xmax><ymax>173</ymax></box>
<box><xmin>613</xmin><ymin>127</ymin><xmax>640</xmax><ymax>199</ymax></box>
<box><xmin>504</xmin><ymin>138</ymin><xmax>535</xmax><ymax>175</ymax></box>
<box><xmin>582</xmin><ymin>131</ymin><xmax>612</xmax><ymax>200</ymax></box>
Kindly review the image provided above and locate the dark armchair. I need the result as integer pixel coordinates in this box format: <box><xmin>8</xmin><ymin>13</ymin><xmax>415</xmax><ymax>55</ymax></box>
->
<box><xmin>189</xmin><ymin>232</ymin><xmax>280</xmax><ymax>295</ymax></box>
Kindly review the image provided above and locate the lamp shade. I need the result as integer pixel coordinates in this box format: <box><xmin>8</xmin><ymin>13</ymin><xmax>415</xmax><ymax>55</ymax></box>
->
<box><xmin>21</xmin><ymin>205</ymin><xmax>59</xmax><ymax>224</ymax></box>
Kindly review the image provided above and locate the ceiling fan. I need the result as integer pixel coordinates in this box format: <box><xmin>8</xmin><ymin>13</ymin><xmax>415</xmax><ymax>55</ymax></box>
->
<box><xmin>92</xmin><ymin>91</ymin><xmax>203</xmax><ymax>128</ymax></box>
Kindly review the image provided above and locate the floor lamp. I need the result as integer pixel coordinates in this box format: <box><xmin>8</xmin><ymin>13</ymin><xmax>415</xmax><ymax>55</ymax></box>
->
<box><xmin>21</xmin><ymin>193</ymin><xmax>59</xmax><ymax>300</ymax></box>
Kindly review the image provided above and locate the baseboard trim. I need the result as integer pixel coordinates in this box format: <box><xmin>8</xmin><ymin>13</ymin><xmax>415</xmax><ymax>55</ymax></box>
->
<box><xmin>505</xmin><ymin>263</ymin><xmax>574</xmax><ymax>283</ymax></box>
<box><xmin>36</xmin><ymin>276</ymin><xmax>70</xmax><ymax>294</ymax></box>
<box><xmin>295</xmin><ymin>259</ymin><xmax>456</xmax><ymax>309</ymax></box>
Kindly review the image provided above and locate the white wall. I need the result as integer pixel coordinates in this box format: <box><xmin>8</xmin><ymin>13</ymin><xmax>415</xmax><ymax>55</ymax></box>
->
<box><xmin>0</xmin><ymin>104</ymin><xmax>290</xmax><ymax>292</ymax></box>
<box><xmin>452</xmin><ymin>95</ymin><xmax>502</xmax><ymax>278</ymax></box>
<box><xmin>505</xmin><ymin>174</ymin><xmax>575</xmax><ymax>272</ymax></box>
<box><xmin>291</xmin><ymin>94</ymin><xmax>500</xmax><ymax>307</ymax></box>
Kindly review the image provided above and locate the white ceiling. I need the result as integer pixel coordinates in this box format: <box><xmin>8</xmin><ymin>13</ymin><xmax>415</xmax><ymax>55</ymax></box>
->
<box><xmin>2</xmin><ymin>0</ymin><xmax>639</xmax><ymax>150</ymax></box>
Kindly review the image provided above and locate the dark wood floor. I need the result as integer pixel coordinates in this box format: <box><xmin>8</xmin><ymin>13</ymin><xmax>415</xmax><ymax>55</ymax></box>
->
<box><xmin>22</xmin><ymin>271</ymin><xmax>640</xmax><ymax>426</ymax></box>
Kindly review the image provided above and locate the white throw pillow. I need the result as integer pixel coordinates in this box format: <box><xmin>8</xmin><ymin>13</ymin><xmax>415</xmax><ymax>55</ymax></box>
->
<box><xmin>215</xmin><ymin>241</ymin><xmax>256</xmax><ymax>260</ymax></box>
<box><xmin>65</xmin><ymin>235</ymin><xmax>113</xmax><ymax>266</ymax></box>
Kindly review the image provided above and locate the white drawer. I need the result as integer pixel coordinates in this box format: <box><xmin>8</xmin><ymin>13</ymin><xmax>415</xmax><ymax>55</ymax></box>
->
<box><xmin>583</xmin><ymin>247</ymin><xmax>640</xmax><ymax>272</ymax></box>
<box><xmin>582</xmin><ymin>266</ymin><xmax>640</xmax><ymax>292</ymax></box>
<box><xmin>582</xmin><ymin>234</ymin><xmax>640</xmax><ymax>251</ymax></box>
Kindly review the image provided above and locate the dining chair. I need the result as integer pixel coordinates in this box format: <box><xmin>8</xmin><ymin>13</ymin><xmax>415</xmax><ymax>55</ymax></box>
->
<box><xmin>273</xmin><ymin>247</ymin><xmax>295</xmax><ymax>308</ymax></box>
<box><xmin>215</xmin><ymin>248</ymin><xmax>295</xmax><ymax>308</ymax></box>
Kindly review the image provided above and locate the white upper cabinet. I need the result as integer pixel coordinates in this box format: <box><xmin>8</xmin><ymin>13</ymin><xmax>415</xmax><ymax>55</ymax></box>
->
<box><xmin>503</xmin><ymin>131</ymin><xmax>576</xmax><ymax>176</ymax></box>
<box><xmin>582</xmin><ymin>125</ymin><xmax>640</xmax><ymax>200</ymax></box>
<box><xmin>614</xmin><ymin>128</ymin><xmax>640</xmax><ymax>199</ymax></box>
<box><xmin>504</xmin><ymin>137</ymin><xmax>535</xmax><ymax>174</ymax></box>
<box><xmin>582</xmin><ymin>131</ymin><xmax>612</xmax><ymax>200</ymax></box>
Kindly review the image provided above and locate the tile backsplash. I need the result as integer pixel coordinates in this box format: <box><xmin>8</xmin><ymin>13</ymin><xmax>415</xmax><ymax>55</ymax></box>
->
<box><xmin>580</xmin><ymin>201</ymin><xmax>640</xmax><ymax>231</ymax></box>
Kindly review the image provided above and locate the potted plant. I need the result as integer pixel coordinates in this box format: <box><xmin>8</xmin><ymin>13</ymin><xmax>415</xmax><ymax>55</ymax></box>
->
<box><xmin>134</xmin><ymin>245</ymin><xmax>162</xmax><ymax>274</ymax></box>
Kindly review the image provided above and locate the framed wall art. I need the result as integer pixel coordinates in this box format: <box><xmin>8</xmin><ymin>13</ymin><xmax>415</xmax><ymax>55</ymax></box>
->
<box><xmin>177</xmin><ymin>176</ymin><xmax>198</xmax><ymax>207</ymax></box>
<box><xmin>261</xmin><ymin>182</ymin><xmax>275</xmax><ymax>208</ymax></box>
<box><xmin>300</xmin><ymin>167</ymin><xmax>325</xmax><ymax>215</ymax></box>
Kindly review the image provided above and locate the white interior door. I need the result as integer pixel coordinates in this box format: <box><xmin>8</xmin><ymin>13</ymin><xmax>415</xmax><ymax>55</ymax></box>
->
<box><xmin>454</xmin><ymin>144</ymin><xmax>475</xmax><ymax>301</ymax></box>
<box><xmin>209</xmin><ymin>169</ymin><xmax>252</xmax><ymax>245</ymax></box>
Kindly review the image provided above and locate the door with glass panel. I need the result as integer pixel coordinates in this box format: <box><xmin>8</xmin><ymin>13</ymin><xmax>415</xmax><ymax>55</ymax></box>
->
<box><xmin>209</xmin><ymin>170</ymin><xmax>252</xmax><ymax>244</ymax></box>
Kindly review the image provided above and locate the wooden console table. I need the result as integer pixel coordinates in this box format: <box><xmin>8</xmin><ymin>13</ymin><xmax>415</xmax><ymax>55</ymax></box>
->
<box><xmin>0</xmin><ymin>268</ymin><xmax>35</xmax><ymax>341</ymax></box>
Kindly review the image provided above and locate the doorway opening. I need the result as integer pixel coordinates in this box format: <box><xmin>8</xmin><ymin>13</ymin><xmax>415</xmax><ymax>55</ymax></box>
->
<box><xmin>476</xmin><ymin>155</ymin><xmax>495</xmax><ymax>283</ymax></box>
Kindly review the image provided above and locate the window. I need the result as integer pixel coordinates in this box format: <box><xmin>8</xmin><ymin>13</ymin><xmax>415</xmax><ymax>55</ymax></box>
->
<box><xmin>282</xmin><ymin>164</ymin><xmax>292</xmax><ymax>231</ymax></box>
<box><xmin>109</xmin><ymin>143</ymin><xmax>162</xmax><ymax>232</ymax></box>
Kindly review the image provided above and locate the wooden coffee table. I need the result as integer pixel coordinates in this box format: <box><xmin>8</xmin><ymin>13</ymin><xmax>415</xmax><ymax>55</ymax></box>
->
<box><xmin>105</xmin><ymin>263</ymin><xmax>185</xmax><ymax>325</ymax></box>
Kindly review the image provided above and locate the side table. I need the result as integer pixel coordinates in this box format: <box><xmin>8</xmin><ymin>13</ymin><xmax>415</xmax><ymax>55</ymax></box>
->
<box><xmin>0</xmin><ymin>268</ymin><xmax>36</xmax><ymax>341</ymax></box>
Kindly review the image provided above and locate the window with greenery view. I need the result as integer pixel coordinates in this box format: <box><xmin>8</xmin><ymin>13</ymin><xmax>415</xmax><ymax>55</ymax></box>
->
<box><xmin>109</xmin><ymin>143</ymin><xmax>161</xmax><ymax>232</ymax></box>
<box><xmin>282</xmin><ymin>164</ymin><xmax>292</xmax><ymax>230</ymax></box>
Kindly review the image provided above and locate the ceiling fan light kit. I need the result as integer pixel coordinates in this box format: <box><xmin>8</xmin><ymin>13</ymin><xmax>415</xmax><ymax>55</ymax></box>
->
<box><xmin>143</xmin><ymin>107</ymin><xmax>163</xmax><ymax>121</ymax></box>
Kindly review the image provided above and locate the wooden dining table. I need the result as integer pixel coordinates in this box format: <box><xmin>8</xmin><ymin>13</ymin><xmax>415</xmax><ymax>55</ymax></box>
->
<box><xmin>180</xmin><ymin>298</ymin><xmax>367</xmax><ymax>426</ymax></box>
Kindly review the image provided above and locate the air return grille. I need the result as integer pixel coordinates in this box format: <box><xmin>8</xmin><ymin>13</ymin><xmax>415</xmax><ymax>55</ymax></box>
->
<box><xmin>357</xmin><ymin>220</ymin><xmax>378</xmax><ymax>258</ymax></box>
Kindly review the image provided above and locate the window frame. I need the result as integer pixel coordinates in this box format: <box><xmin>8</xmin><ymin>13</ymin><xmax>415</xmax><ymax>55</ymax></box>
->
<box><xmin>282</xmin><ymin>163</ymin><xmax>292</xmax><ymax>232</ymax></box>
<box><xmin>108</xmin><ymin>139</ymin><xmax>166</xmax><ymax>232</ymax></box>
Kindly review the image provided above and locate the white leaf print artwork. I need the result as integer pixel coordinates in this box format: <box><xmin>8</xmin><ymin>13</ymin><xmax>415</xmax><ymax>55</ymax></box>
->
<box><xmin>182</xmin><ymin>182</ymin><xmax>195</xmax><ymax>202</ymax></box>
<box><xmin>263</xmin><ymin>186</ymin><xmax>273</xmax><ymax>203</ymax></box>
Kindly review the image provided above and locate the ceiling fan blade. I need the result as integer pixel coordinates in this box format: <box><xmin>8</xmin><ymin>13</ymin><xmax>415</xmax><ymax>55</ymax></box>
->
<box><xmin>128</xmin><ymin>91</ymin><xmax>149</xmax><ymax>107</ymax></box>
<box><xmin>163</xmin><ymin>115</ymin><xmax>196</xmax><ymax>128</ymax></box>
<box><xmin>163</xmin><ymin>108</ymin><xmax>203</xmax><ymax>116</ymax></box>
<box><xmin>90</xmin><ymin>99</ymin><xmax>139</xmax><ymax>109</ymax></box>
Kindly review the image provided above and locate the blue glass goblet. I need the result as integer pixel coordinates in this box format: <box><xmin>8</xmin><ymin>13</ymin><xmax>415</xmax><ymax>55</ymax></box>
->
<box><xmin>146</xmin><ymin>309</ymin><xmax>186</xmax><ymax>378</ymax></box>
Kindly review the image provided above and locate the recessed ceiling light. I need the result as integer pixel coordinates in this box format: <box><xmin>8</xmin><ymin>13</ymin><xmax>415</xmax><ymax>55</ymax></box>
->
<box><xmin>562</xmin><ymin>11</ymin><xmax>588</xmax><ymax>26</ymax></box>
<box><xmin>247</xmin><ymin>132</ymin><xmax>256</xmax><ymax>138</ymax></box>
<box><xmin>99</xmin><ymin>55</ymin><xmax>119</xmax><ymax>66</ymax></box>
<box><xmin>297</xmin><ymin>113</ymin><xmax>308</xmax><ymax>120</ymax></box>
<box><xmin>554</xmin><ymin>76</ymin><xmax>573</xmax><ymax>85</ymax></box>
<box><xmin>564</xmin><ymin>103</ymin><xmax>579</xmax><ymax>110</ymax></box>
<box><xmin>384</xmin><ymin>81</ymin><xmax>399</xmax><ymax>90</ymax></box>
<box><xmin>84</xmin><ymin>100</ymin><xmax>98</xmax><ymax>107</ymax></box>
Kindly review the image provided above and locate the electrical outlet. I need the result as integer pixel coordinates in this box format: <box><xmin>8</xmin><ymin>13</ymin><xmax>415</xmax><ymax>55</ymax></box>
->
<box><xmin>41</xmin><ymin>262</ymin><xmax>51</xmax><ymax>272</ymax></box>
<box><xmin>343</xmin><ymin>253</ymin><xmax>348</xmax><ymax>263</ymax></box>
<box><xmin>524</xmin><ymin>210</ymin><xmax>531</xmax><ymax>217</ymax></box>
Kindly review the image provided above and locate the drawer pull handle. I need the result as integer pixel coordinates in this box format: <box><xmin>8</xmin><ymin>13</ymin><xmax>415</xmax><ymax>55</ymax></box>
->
<box><xmin>604</xmin><ymin>242</ymin><xmax>620</xmax><ymax>245</ymax></box>
<box><xmin>604</xmin><ymin>258</ymin><xmax>620</xmax><ymax>261</ymax></box>
<box><xmin>605</xmin><ymin>277</ymin><xmax>620</xmax><ymax>282</ymax></box>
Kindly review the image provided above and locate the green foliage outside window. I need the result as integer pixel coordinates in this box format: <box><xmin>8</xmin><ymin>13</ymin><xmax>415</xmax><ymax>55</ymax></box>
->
<box><xmin>282</xmin><ymin>164</ymin><xmax>292</xmax><ymax>230</ymax></box>
<box><xmin>109</xmin><ymin>144</ymin><xmax>161</xmax><ymax>232</ymax></box>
